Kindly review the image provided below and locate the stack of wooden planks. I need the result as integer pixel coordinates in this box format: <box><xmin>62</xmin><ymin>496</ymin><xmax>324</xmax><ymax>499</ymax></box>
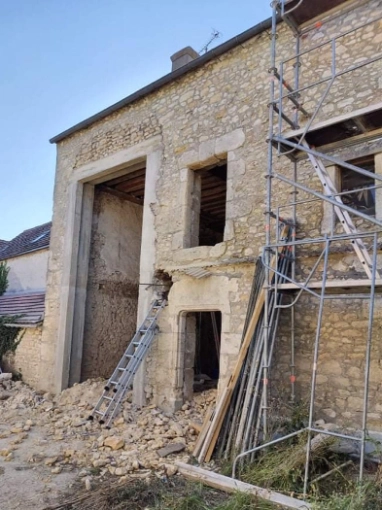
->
<box><xmin>194</xmin><ymin>224</ymin><xmax>292</xmax><ymax>463</ymax></box>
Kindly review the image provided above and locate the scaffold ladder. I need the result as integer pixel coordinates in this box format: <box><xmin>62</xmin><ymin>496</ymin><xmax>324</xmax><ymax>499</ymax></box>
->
<box><xmin>89</xmin><ymin>298</ymin><xmax>167</xmax><ymax>427</ymax></box>
<box><xmin>305</xmin><ymin>146</ymin><xmax>378</xmax><ymax>279</ymax></box>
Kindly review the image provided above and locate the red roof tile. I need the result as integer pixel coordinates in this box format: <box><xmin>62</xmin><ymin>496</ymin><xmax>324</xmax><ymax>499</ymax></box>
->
<box><xmin>0</xmin><ymin>292</ymin><xmax>45</xmax><ymax>325</ymax></box>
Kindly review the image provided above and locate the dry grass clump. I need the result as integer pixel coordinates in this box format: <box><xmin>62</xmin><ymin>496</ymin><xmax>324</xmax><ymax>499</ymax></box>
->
<box><xmin>43</xmin><ymin>476</ymin><xmax>277</xmax><ymax>510</ymax></box>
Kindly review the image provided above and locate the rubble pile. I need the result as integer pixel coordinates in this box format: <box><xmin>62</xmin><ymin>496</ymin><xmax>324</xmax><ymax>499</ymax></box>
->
<box><xmin>0</xmin><ymin>376</ymin><xmax>216</xmax><ymax>482</ymax></box>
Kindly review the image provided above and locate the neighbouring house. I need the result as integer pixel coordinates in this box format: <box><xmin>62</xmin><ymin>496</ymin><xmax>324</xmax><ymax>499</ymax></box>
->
<box><xmin>16</xmin><ymin>0</ymin><xmax>382</xmax><ymax>432</ymax></box>
<box><xmin>0</xmin><ymin>222</ymin><xmax>51</xmax><ymax>385</ymax></box>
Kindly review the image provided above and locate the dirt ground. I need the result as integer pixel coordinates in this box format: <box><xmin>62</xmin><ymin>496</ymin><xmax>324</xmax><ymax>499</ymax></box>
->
<box><xmin>0</xmin><ymin>376</ymin><xmax>216</xmax><ymax>510</ymax></box>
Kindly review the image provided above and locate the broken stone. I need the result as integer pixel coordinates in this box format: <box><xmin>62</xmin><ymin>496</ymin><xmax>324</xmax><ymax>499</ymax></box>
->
<box><xmin>104</xmin><ymin>436</ymin><xmax>125</xmax><ymax>450</ymax></box>
<box><xmin>45</xmin><ymin>457</ymin><xmax>58</xmax><ymax>466</ymax></box>
<box><xmin>165</xmin><ymin>464</ymin><xmax>178</xmax><ymax>476</ymax></box>
<box><xmin>157</xmin><ymin>443</ymin><xmax>186</xmax><ymax>458</ymax></box>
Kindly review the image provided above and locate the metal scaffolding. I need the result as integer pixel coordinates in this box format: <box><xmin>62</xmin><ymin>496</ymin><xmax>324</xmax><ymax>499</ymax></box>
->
<box><xmin>233</xmin><ymin>0</ymin><xmax>382</xmax><ymax>498</ymax></box>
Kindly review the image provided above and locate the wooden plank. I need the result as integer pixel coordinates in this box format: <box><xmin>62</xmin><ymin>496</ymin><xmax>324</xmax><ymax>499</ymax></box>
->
<box><xmin>176</xmin><ymin>462</ymin><xmax>311</xmax><ymax>510</ymax></box>
<box><xmin>283</xmin><ymin>101</ymin><xmax>382</xmax><ymax>141</ymax></box>
<box><xmin>197</xmin><ymin>225</ymin><xmax>289</xmax><ymax>463</ymax></box>
<box><xmin>99</xmin><ymin>185</ymin><xmax>144</xmax><ymax>206</ymax></box>
<box><xmin>276</xmin><ymin>279</ymin><xmax>382</xmax><ymax>291</ymax></box>
<box><xmin>193</xmin><ymin>406</ymin><xmax>213</xmax><ymax>458</ymax></box>
<box><xmin>190</xmin><ymin>421</ymin><xmax>203</xmax><ymax>434</ymax></box>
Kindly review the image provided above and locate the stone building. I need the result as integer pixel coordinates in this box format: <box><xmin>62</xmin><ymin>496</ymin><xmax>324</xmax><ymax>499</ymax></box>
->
<box><xmin>27</xmin><ymin>0</ymin><xmax>382</xmax><ymax>427</ymax></box>
<box><xmin>0</xmin><ymin>222</ymin><xmax>50</xmax><ymax>385</ymax></box>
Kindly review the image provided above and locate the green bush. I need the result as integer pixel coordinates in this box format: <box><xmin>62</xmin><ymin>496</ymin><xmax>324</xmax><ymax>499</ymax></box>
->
<box><xmin>0</xmin><ymin>261</ymin><xmax>9</xmax><ymax>296</ymax></box>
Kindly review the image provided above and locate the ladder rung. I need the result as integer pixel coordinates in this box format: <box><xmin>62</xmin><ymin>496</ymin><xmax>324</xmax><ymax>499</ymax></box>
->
<box><xmin>90</xmin><ymin>298</ymin><xmax>167</xmax><ymax>427</ymax></box>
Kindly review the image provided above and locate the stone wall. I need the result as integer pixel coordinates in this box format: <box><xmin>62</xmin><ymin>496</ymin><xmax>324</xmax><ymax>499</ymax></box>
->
<box><xmin>3</xmin><ymin>327</ymin><xmax>43</xmax><ymax>387</ymax></box>
<box><xmin>81</xmin><ymin>188</ymin><xmax>143</xmax><ymax>380</ymax></box>
<box><xmin>41</xmin><ymin>0</ymin><xmax>382</xmax><ymax>425</ymax></box>
<box><xmin>6</xmin><ymin>249</ymin><xmax>48</xmax><ymax>293</ymax></box>
<box><xmin>274</xmin><ymin>291</ymin><xmax>382</xmax><ymax>429</ymax></box>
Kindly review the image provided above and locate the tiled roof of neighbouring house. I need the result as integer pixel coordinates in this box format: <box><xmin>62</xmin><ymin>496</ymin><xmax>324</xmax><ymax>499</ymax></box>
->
<box><xmin>0</xmin><ymin>222</ymin><xmax>51</xmax><ymax>261</ymax></box>
<box><xmin>0</xmin><ymin>240</ymin><xmax>8</xmax><ymax>252</ymax></box>
<box><xmin>0</xmin><ymin>291</ymin><xmax>45</xmax><ymax>326</ymax></box>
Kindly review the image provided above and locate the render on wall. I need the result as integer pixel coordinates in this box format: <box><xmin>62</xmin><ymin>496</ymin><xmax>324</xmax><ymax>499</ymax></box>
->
<box><xmin>81</xmin><ymin>188</ymin><xmax>143</xmax><ymax>380</ymax></box>
<box><xmin>6</xmin><ymin>250</ymin><xmax>49</xmax><ymax>293</ymax></box>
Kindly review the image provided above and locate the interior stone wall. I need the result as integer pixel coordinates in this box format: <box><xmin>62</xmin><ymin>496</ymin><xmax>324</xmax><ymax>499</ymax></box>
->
<box><xmin>81</xmin><ymin>188</ymin><xmax>143</xmax><ymax>380</ymax></box>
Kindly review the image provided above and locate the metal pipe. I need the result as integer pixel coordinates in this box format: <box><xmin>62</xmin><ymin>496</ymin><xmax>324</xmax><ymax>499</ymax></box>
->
<box><xmin>281</xmin><ymin>15</ymin><xmax>382</xmax><ymax>64</ymax></box>
<box><xmin>273</xmin><ymin>137</ymin><xmax>382</xmax><ymax>184</ymax></box>
<box><xmin>274</xmin><ymin>53</ymin><xmax>382</xmax><ymax>106</ymax></box>
<box><xmin>249</xmin><ymin>253</ymin><xmax>289</xmax><ymax>453</ymax></box>
<box><xmin>273</xmin><ymin>247</ymin><xmax>326</xmax><ymax>309</ymax></box>
<box><xmin>274</xmin><ymin>172</ymin><xmax>382</xmax><ymax>228</ymax></box>
<box><xmin>264</xmin><ymin>229</ymin><xmax>381</xmax><ymax>249</ymax></box>
<box><xmin>232</xmin><ymin>429</ymin><xmax>305</xmax><ymax>479</ymax></box>
<box><xmin>262</xmin><ymin>0</ymin><xmax>278</xmax><ymax>447</ymax></box>
<box><xmin>303</xmin><ymin>237</ymin><xmax>330</xmax><ymax>497</ymax></box>
<box><xmin>359</xmin><ymin>233</ymin><xmax>378</xmax><ymax>480</ymax></box>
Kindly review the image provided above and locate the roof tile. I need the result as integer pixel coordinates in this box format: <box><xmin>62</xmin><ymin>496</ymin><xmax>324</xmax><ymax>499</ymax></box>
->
<box><xmin>0</xmin><ymin>222</ymin><xmax>51</xmax><ymax>261</ymax></box>
<box><xmin>0</xmin><ymin>292</ymin><xmax>45</xmax><ymax>325</ymax></box>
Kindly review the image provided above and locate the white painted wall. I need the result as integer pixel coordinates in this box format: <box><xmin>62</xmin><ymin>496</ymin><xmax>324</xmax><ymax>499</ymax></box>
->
<box><xmin>5</xmin><ymin>249</ymin><xmax>49</xmax><ymax>293</ymax></box>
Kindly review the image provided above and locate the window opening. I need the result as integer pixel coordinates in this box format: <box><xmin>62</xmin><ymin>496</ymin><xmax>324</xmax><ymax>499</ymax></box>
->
<box><xmin>340</xmin><ymin>157</ymin><xmax>375</xmax><ymax>216</ymax></box>
<box><xmin>193</xmin><ymin>162</ymin><xmax>227</xmax><ymax>247</ymax></box>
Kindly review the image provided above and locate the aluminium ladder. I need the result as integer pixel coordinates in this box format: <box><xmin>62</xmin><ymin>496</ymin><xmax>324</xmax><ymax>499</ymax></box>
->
<box><xmin>89</xmin><ymin>298</ymin><xmax>167</xmax><ymax>427</ymax></box>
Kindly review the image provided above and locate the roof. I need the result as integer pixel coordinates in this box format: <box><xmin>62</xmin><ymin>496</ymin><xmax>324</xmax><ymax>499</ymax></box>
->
<box><xmin>0</xmin><ymin>291</ymin><xmax>45</xmax><ymax>326</ymax></box>
<box><xmin>0</xmin><ymin>240</ymin><xmax>8</xmax><ymax>253</ymax></box>
<box><xmin>0</xmin><ymin>222</ymin><xmax>51</xmax><ymax>261</ymax></box>
<box><xmin>50</xmin><ymin>17</ymin><xmax>272</xmax><ymax>144</ymax></box>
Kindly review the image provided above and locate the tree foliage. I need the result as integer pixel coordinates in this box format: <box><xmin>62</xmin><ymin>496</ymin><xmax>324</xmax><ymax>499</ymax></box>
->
<box><xmin>0</xmin><ymin>261</ymin><xmax>9</xmax><ymax>296</ymax></box>
<box><xmin>0</xmin><ymin>316</ymin><xmax>22</xmax><ymax>360</ymax></box>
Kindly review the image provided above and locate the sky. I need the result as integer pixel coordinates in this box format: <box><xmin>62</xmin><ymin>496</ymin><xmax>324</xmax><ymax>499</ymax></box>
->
<box><xmin>0</xmin><ymin>0</ymin><xmax>270</xmax><ymax>241</ymax></box>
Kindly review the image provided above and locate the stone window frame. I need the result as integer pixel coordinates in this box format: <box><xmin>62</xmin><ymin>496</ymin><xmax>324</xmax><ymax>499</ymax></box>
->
<box><xmin>321</xmin><ymin>152</ymin><xmax>382</xmax><ymax>234</ymax></box>
<box><xmin>173</xmin><ymin>128</ymin><xmax>245</xmax><ymax>256</ymax></box>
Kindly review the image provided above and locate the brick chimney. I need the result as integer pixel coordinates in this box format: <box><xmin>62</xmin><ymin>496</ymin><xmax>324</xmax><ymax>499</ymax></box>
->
<box><xmin>171</xmin><ymin>46</ymin><xmax>199</xmax><ymax>72</ymax></box>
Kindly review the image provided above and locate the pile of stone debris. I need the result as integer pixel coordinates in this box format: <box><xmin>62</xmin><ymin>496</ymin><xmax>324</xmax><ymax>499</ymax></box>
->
<box><xmin>0</xmin><ymin>374</ymin><xmax>216</xmax><ymax>483</ymax></box>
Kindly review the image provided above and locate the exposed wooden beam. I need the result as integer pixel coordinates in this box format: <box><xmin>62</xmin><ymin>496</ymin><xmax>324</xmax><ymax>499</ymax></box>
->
<box><xmin>99</xmin><ymin>185</ymin><xmax>144</xmax><ymax>205</ymax></box>
<box><xmin>105</xmin><ymin>167</ymin><xmax>145</xmax><ymax>186</ymax></box>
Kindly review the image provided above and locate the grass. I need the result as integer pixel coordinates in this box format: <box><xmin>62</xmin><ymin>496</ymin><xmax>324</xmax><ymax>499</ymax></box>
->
<box><xmin>312</xmin><ymin>482</ymin><xmax>382</xmax><ymax>510</ymax></box>
<box><xmin>49</xmin><ymin>476</ymin><xmax>279</xmax><ymax>510</ymax></box>
<box><xmin>239</xmin><ymin>432</ymin><xmax>343</xmax><ymax>498</ymax></box>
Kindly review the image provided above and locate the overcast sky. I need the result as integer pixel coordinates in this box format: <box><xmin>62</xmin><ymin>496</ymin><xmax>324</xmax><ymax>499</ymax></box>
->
<box><xmin>0</xmin><ymin>0</ymin><xmax>270</xmax><ymax>240</ymax></box>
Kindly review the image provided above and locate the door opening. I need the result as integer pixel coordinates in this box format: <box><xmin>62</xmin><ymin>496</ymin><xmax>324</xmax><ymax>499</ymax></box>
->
<box><xmin>80</xmin><ymin>165</ymin><xmax>146</xmax><ymax>381</ymax></box>
<box><xmin>183</xmin><ymin>311</ymin><xmax>221</xmax><ymax>400</ymax></box>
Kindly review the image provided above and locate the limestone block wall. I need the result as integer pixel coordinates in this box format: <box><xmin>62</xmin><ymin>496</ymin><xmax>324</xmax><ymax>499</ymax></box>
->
<box><xmin>81</xmin><ymin>189</ymin><xmax>143</xmax><ymax>380</ymax></box>
<box><xmin>6</xmin><ymin>249</ymin><xmax>48</xmax><ymax>293</ymax></box>
<box><xmin>142</xmin><ymin>264</ymin><xmax>255</xmax><ymax>410</ymax></box>
<box><xmin>274</xmin><ymin>291</ymin><xmax>382</xmax><ymax>429</ymax></box>
<box><xmin>41</xmin><ymin>0</ymin><xmax>382</xmax><ymax>418</ymax></box>
<box><xmin>3</xmin><ymin>327</ymin><xmax>43</xmax><ymax>387</ymax></box>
